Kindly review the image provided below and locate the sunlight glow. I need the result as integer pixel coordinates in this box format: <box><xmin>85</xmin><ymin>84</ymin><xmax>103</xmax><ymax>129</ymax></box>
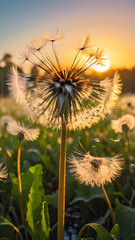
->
<box><xmin>92</xmin><ymin>55</ymin><xmax>110</xmax><ymax>72</ymax></box>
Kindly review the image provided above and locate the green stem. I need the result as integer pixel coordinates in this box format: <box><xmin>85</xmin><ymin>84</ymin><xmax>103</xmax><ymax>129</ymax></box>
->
<box><xmin>101</xmin><ymin>184</ymin><xmax>116</xmax><ymax>225</ymax></box>
<box><xmin>17</xmin><ymin>141</ymin><xmax>25</xmax><ymax>225</ymax></box>
<box><xmin>1</xmin><ymin>182</ymin><xmax>6</xmax><ymax>215</ymax></box>
<box><xmin>57</xmin><ymin>121</ymin><xmax>67</xmax><ymax>240</ymax></box>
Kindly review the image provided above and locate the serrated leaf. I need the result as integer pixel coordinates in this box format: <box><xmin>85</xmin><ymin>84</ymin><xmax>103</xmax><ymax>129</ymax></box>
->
<box><xmin>115</xmin><ymin>199</ymin><xmax>135</xmax><ymax>239</ymax></box>
<box><xmin>34</xmin><ymin>201</ymin><xmax>50</xmax><ymax>240</ymax></box>
<box><xmin>78</xmin><ymin>223</ymin><xmax>113</xmax><ymax>240</ymax></box>
<box><xmin>26</xmin><ymin>172</ymin><xmax>45</xmax><ymax>236</ymax></box>
<box><xmin>26</xmin><ymin>165</ymin><xmax>50</xmax><ymax>240</ymax></box>
<box><xmin>10</xmin><ymin>164</ymin><xmax>43</xmax><ymax>212</ymax></box>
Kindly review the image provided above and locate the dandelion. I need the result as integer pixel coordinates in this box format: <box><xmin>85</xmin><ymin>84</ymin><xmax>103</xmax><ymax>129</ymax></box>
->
<box><xmin>118</xmin><ymin>93</ymin><xmax>135</xmax><ymax>114</ymax></box>
<box><xmin>7</xmin><ymin>120</ymin><xmax>40</xmax><ymax>141</ymax></box>
<box><xmin>111</xmin><ymin>114</ymin><xmax>135</xmax><ymax>168</ymax></box>
<box><xmin>69</xmin><ymin>151</ymin><xmax>123</xmax><ymax>225</ymax></box>
<box><xmin>0</xmin><ymin>163</ymin><xmax>8</xmax><ymax>181</ymax></box>
<box><xmin>111</xmin><ymin>114</ymin><xmax>135</xmax><ymax>133</ymax></box>
<box><xmin>7</xmin><ymin>33</ymin><xmax>122</xmax><ymax>240</ymax></box>
<box><xmin>0</xmin><ymin>115</ymin><xmax>13</xmax><ymax>157</ymax></box>
<box><xmin>0</xmin><ymin>115</ymin><xmax>13</xmax><ymax>128</ymax></box>
<box><xmin>7</xmin><ymin>120</ymin><xmax>40</xmax><ymax>225</ymax></box>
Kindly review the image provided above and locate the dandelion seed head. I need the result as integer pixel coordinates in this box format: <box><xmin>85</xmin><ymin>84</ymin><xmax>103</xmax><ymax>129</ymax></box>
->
<box><xmin>111</xmin><ymin>114</ymin><xmax>135</xmax><ymax>133</ymax></box>
<box><xmin>131</xmin><ymin>164</ymin><xmax>135</xmax><ymax>168</ymax></box>
<box><xmin>0</xmin><ymin>163</ymin><xmax>8</xmax><ymax>181</ymax></box>
<box><xmin>0</xmin><ymin>115</ymin><xmax>13</xmax><ymax>128</ymax></box>
<box><xmin>7</xmin><ymin>34</ymin><xmax>122</xmax><ymax>130</ymax></box>
<box><xmin>118</xmin><ymin>93</ymin><xmax>135</xmax><ymax>114</ymax></box>
<box><xmin>68</xmin><ymin>151</ymin><xmax>123</xmax><ymax>187</ymax></box>
<box><xmin>7</xmin><ymin>120</ymin><xmax>40</xmax><ymax>141</ymax></box>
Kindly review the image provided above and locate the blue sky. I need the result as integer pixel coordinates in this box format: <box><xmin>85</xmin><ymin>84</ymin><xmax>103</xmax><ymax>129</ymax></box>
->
<box><xmin>0</xmin><ymin>0</ymin><xmax>135</xmax><ymax>68</ymax></box>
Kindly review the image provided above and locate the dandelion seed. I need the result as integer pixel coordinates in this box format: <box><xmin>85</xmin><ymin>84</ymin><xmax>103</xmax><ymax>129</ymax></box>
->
<box><xmin>76</xmin><ymin>35</ymin><xmax>91</xmax><ymax>54</ymax></box>
<box><xmin>7</xmin><ymin>120</ymin><xmax>40</xmax><ymax>141</ymax></box>
<box><xmin>0</xmin><ymin>163</ymin><xmax>8</xmax><ymax>181</ymax></box>
<box><xmin>28</xmin><ymin>37</ymin><xmax>48</xmax><ymax>52</ymax></box>
<box><xmin>68</xmin><ymin>151</ymin><xmax>123</xmax><ymax>187</ymax></box>
<box><xmin>111</xmin><ymin>114</ymin><xmax>135</xmax><ymax>133</ymax></box>
<box><xmin>43</xmin><ymin>30</ymin><xmax>64</xmax><ymax>42</ymax></box>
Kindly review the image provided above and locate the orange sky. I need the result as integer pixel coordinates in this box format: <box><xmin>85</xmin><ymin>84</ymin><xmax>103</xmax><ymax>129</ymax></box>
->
<box><xmin>0</xmin><ymin>0</ymin><xmax>135</xmax><ymax>70</ymax></box>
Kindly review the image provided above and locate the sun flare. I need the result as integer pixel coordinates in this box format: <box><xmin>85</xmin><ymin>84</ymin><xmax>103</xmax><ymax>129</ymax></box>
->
<box><xmin>92</xmin><ymin>55</ymin><xmax>110</xmax><ymax>72</ymax></box>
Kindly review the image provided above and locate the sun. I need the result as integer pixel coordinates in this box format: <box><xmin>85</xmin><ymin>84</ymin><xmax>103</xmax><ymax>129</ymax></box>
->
<box><xmin>92</xmin><ymin>55</ymin><xmax>110</xmax><ymax>72</ymax></box>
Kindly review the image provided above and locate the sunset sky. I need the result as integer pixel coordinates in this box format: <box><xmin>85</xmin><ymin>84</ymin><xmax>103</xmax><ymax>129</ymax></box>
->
<box><xmin>0</xmin><ymin>0</ymin><xmax>135</xmax><ymax>70</ymax></box>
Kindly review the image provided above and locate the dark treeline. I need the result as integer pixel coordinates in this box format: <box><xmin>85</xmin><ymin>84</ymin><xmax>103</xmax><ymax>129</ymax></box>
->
<box><xmin>90</xmin><ymin>68</ymin><xmax>135</xmax><ymax>94</ymax></box>
<box><xmin>0</xmin><ymin>53</ymin><xmax>135</xmax><ymax>96</ymax></box>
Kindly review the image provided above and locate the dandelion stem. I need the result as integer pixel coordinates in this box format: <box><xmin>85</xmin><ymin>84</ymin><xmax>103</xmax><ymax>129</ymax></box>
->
<box><xmin>124</xmin><ymin>131</ymin><xmax>130</xmax><ymax>168</ymax></box>
<box><xmin>57</xmin><ymin>121</ymin><xmax>67</xmax><ymax>240</ymax></box>
<box><xmin>17</xmin><ymin>140</ymin><xmax>25</xmax><ymax>225</ymax></box>
<box><xmin>100</xmin><ymin>184</ymin><xmax>116</xmax><ymax>225</ymax></box>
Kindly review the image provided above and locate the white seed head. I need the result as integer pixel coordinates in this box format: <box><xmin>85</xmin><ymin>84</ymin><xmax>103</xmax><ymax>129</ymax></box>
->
<box><xmin>7</xmin><ymin>35</ymin><xmax>122</xmax><ymax>130</ymax></box>
<box><xmin>111</xmin><ymin>114</ymin><xmax>135</xmax><ymax>133</ymax></box>
<box><xmin>7</xmin><ymin>120</ymin><xmax>40</xmax><ymax>141</ymax></box>
<box><xmin>0</xmin><ymin>115</ymin><xmax>13</xmax><ymax>128</ymax></box>
<box><xmin>68</xmin><ymin>151</ymin><xmax>123</xmax><ymax>187</ymax></box>
<box><xmin>0</xmin><ymin>163</ymin><xmax>8</xmax><ymax>181</ymax></box>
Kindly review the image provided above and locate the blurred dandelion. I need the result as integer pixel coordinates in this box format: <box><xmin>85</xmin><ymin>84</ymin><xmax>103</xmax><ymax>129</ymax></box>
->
<box><xmin>0</xmin><ymin>115</ymin><xmax>13</xmax><ymax>128</ymax></box>
<box><xmin>69</xmin><ymin>150</ymin><xmax>123</xmax><ymax>225</ymax></box>
<box><xmin>111</xmin><ymin>114</ymin><xmax>135</xmax><ymax>133</ymax></box>
<box><xmin>118</xmin><ymin>93</ymin><xmax>135</xmax><ymax>115</ymax></box>
<box><xmin>0</xmin><ymin>163</ymin><xmax>8</xmax><ymax>181</ymax></box>
<box><xmin>7</xmin><ymin>120</ymin><xmax>40</xmax><ymax>225</ymax></box>
<box><xmin>7</xmin><ymin>32</ymin><xmax>122</xmax><ymax>240</ymax></box>
<box><xmin>0</xmin><ymin>115</ymin><xmax>13</xmax><ymax>158</ymax></box>
<box><xmin>111</xmin><ymin>114</ymin><xmax>135</xmax><ymax>167</ymax></box>
<box><xmin>7</xmin><ymin>120</ymin><xmax>40</xmax><ymax>141</ymax></box>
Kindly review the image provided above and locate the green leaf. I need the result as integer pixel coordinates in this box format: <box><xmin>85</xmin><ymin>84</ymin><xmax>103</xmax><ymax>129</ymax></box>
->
<box><xmin>40</xmin><ymin>153</ymin><xmax>57</xmax><ymax>176</ymax></box>
<box><xmin>115</xmin><ymin>199</ymin><xmax>135</xmax><ymax>239</ymax></box>
<box><xmin>26</xmin><ymin>165</ymin><xmax>50</xmax><ymax>240</ymax></box>
<box><xmin>78</xmin><ymin>223</ymin><xmax>113</xmax><ymax>240</ymax></box>
<box><xmin>45</xmin><ymin>191</ymin><xmax>58</xmax><ymax>208</ymax></box>
<box><xmin>125</xmin><ymin>234</ymin><xmax>135</xmax><ymax>240</ymax></box>
<box><xmin>34</xmin><ymin>201</ymin><xmax>50</xmax><ymax>240</ymax></box>
<box><xmin>10</xmin><ymin>164</ymin><xmax>43</xmax><ymax>212</ymax></box>
<box><xmin>26</xmin><ymin>171</ymin><xmax>45</xmax><ymax>236</ymax></box>
<box><xmin>81</xmin><ymin>238</ymin><xmax>94</xmax><ymax>240</ymax></box>
<box><xmin>0</xmin><ymin>238</ymin><xmax>11</xmax><ymax>240</ymax></box>
<box><xmin>71</xmin><ymin>186</ymin><xmax>104</xmax><ymax>204</ymax></box>
<box><xmin>0</xmin><ymin>216</ymin><xmax>23</xmax><ymax>240</ymax></box>
<box><xmin>110</xmin><ymin>224</ymin><xmax>120</xmax><ymax>240</ymax></box>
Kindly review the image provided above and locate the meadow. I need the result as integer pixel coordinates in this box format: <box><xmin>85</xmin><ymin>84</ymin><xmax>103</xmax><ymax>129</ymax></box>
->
<box><xmin>0</xmin><ymin>93</ymin><xmax>135</xmax><ymax>240</ymax></box>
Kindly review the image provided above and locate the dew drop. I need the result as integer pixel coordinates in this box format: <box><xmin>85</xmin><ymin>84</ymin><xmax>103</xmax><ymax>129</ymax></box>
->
<box><xmin>94</xmin><ymin>138</ymin><xmax>100</xmax><ymax>142</ymax></box>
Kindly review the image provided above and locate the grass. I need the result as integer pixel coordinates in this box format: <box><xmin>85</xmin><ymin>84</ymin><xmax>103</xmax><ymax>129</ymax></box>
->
<box><xmin>0</xmin><ymin>96</ymin><xmax>135</xmax><ymax>239</ymax></box>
